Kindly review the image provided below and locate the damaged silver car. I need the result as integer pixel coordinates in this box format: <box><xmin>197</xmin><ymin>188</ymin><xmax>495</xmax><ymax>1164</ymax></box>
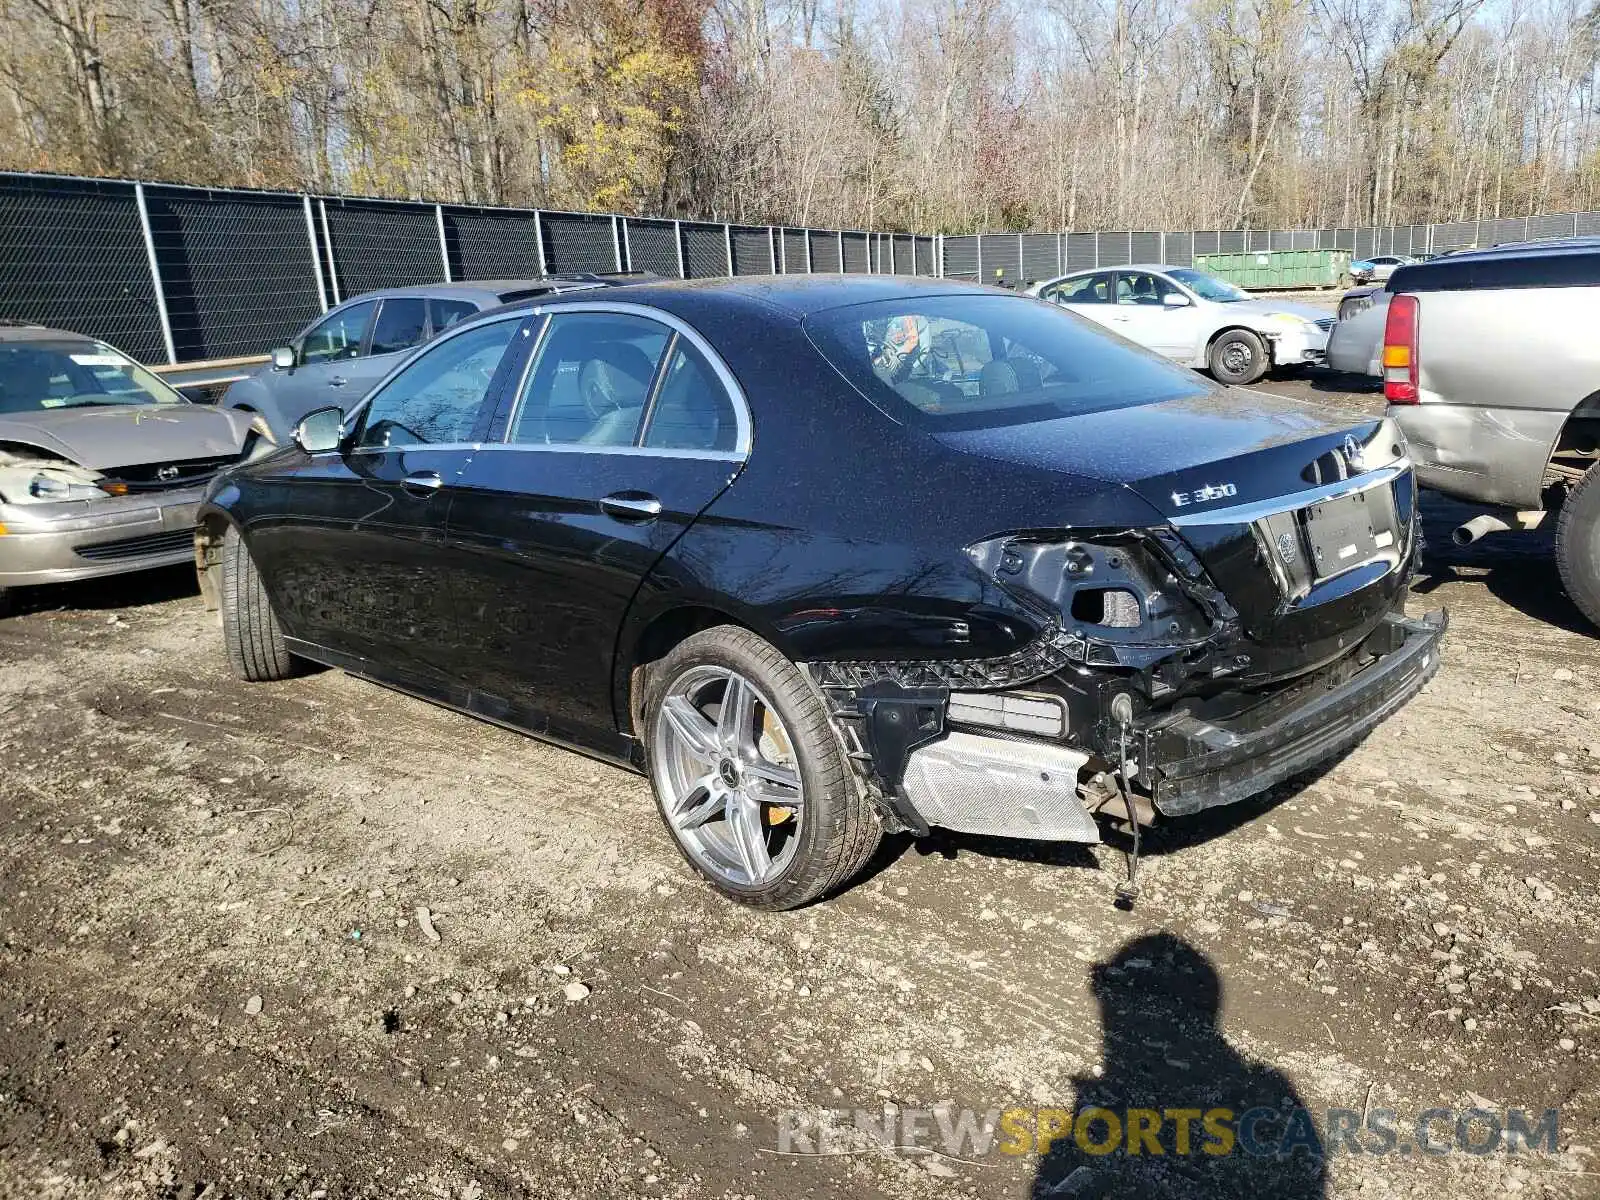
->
<box><xmin>0</xmin><ymin>323</ymin><xmax>275</xmax><ymax>613</ymax></box>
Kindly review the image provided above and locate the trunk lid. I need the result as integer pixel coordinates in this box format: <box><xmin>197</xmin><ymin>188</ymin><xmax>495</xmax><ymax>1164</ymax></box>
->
<box><xmin>933</xmin><ymin>390</ymin><xmax>1389</xmax><ymax>513</ymax></box>
<box><xmin>935</xmin><ymin>392</ymin><xmax>1414</xmax><ymax>667</ymax></box>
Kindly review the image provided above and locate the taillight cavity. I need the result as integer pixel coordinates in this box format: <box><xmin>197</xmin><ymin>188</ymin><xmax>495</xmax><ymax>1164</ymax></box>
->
<box><xmin>1383</xmin><ymin>294</ymin><xmax>1419</xmax><ymax>404</ymax></box>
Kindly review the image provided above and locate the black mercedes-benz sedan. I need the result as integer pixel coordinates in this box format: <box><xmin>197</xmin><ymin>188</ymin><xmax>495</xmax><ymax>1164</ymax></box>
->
<box><xmin>196</xmin><ymin>276</ymin><xmax>1445</xmax><ymax>909</ymax></box>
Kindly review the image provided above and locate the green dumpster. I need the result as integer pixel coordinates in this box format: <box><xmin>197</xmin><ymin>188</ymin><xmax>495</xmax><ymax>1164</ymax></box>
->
<box><xmin>1191</xmin><ymin>248</ymin><xmax>1351</xmax><ymax>290</ymax></box>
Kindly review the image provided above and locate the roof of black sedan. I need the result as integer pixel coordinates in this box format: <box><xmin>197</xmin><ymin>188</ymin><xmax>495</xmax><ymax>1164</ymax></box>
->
<box><xmin>529</xmin><ymin>273</ymin><xmax>997</xmax><ymax>320</ymax></box>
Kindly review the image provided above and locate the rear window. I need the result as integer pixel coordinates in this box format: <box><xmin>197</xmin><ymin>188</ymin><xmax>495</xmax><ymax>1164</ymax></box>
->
<box><xmin>805</xmin><ymin>294</ymin><xmax>1209</xmax><ymax>431</ymax></box>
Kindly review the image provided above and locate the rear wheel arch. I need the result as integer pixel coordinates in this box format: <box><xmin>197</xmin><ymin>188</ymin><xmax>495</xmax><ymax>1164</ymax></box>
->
<box><xmin>1547</xmin><ymin>391</ymin><xmax>1600</xmax><ymax>478</ymax></box>
<box><xmin>617</xmin><ymin>603</ymin><xmax>756</xmax><ymax>737</ymax></box>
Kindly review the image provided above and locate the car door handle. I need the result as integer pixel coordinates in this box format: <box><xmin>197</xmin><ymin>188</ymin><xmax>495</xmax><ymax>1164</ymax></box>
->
<box><xmin>402</xmin><ymin>471</ymin><xmax>444</xmax><ymax>495</ymax></box>
<box><xmin>328</xmin><ymin>376</ymin><xmax>348</xmax><ymax>387</ymax></box>
<box><xmin>599</xmin><ymin>492</ymin><xmax>662</xmax><ymax>521</ymax></box>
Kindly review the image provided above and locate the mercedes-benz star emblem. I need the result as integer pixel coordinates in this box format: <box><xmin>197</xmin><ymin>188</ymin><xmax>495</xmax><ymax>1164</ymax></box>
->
<box><xmin>1341</xmin><ymin>433</ymin><xmax>1363</xmax><ymax>472</ymax></box>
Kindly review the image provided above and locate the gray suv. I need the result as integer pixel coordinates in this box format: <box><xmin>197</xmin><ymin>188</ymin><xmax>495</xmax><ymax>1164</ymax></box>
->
<box><xmin>222</xmin><ymin>277</ymin><xmax>623</xmax><ymax>438</ymax></box>
<box><xmin>1380</xmin><ymin>242</ymin><xmax>1600</xmax><ymax>624</ymax></box>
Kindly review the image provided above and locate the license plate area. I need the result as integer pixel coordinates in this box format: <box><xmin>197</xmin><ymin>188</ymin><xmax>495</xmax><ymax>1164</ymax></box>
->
<box><xmin>1303</xmin><ymin>491</ymin><xmax>1387</xmax><ymax>582</ymax></box>
<box><xmin>1255</xmin><ymin>480</ymin><xmax>1403</xmax><ymax>609</ymax></box>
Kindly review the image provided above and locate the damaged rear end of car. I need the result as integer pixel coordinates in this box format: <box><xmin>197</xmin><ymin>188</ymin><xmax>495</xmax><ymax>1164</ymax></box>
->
<box><xmin>789</xmin><ymin>293</ymin><xmax>1446</xmax><ymax>862</ymax></box>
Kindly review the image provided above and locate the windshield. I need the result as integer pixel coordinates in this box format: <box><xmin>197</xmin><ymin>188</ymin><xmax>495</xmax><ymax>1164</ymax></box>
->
<box><xmin>805</xmin><ymin>293</ymin><xmax>1211</xmax><ymax>432</ymax></box>
<box><xmin>1166</xmin><ymin>269</ymin><xmax>1248</xmax><ymax>303</ymax></box>
<box><xmin>0</xmin><ymin>342</ymin><xmax>186</xmax><ymax>414</ymax></box>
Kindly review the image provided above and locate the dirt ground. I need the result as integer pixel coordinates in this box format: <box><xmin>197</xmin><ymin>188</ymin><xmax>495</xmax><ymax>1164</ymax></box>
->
<box><xmin>4</xmin><ymin>367</ymin><xmax>1600</xmax><ymax>1200</ymax></box>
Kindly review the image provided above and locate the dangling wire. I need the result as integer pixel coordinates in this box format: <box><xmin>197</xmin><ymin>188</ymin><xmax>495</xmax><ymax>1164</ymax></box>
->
<box><xmin>1115</xmin><ymin>723</ymin><xmax>1141</xmax><ymax>909</ymax></box>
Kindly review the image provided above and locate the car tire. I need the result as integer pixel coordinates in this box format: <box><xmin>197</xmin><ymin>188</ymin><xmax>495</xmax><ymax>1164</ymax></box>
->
<box><xmin>221</xmin><ymin>524</ymin><xmax>296</xmax><ymax>682</ymax></box>
<box><xmin>1556</xmin><ymin>466</ymin><xmax>1600</xmax><ymax>630</ymax></box>
<box><xmin>643</xmin><ymin>625</ymin><xmax>882</xmax><ymax>910</ymax></box>
<box><xmin>1208</xmin><ymin>329</ymin><xmax>1269</xmax><ymax>385</ymax></box>
<box><xmin>0</xmin><ymin>587</ymin><xmax>11</xmax><ymax>619</ymax></box>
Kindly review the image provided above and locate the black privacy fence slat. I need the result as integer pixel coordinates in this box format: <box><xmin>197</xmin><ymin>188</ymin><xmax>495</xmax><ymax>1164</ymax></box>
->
<box><xmin>1020</xmin><ymin>234</ymin><xmax>1060</xmax><ymax>281</ymax></box>
<box><xmin>144</xmin><ymin>185</ymin><xmax>323</xmax><ymax>360</ymax></box>
<box><xmin>808</xmin><ymin>229</ymin><xmax>842</xmax><ymax>273</ymax></box>
<box><xmin>443</xmin><ymin>206</ymin><xmax>544</xmax><ymax>281</ymax></box>
<box><xmin>0</xmin><ymin>175</ymin><xmax>165</xmax><ymax>362</ymax></box>
<box><xmin>780</xmin><ymin>229</ymin><xmax>808</xmax><ymax>273</ymax></box>
<box><xmin>841</xmin><ymin>231</ymin><xmax>869</xmax><ymax>273</ymax></box>
<box><xmin>321</xmin><ymin>198</ymin><xmax>444</xmax><ymax>298</ymax></box>
<box><xmin>539</xmin><ymin>212</ymin><xmax>617</xmax><ymax>275</ymax></box>
<box><xmin>731</xmin><ymin>226</ymin><xmax>777</xmax><ymax>274</ymax></box>
<box><xmin>625</xmin><ymin>219</ymin><xmax>678</xmax><ymax>277</ymax></box>
<box><xmin>682</xmin><ymin>222</ymin><xmax>730</xmax><ymax>278</ymax></box>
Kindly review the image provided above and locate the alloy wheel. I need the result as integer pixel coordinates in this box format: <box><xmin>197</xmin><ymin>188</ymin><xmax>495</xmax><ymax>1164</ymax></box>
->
<box><xmin>652</xmin><ymin>665</ymin><xmax>805</xmax><ymax>888</ymax></box>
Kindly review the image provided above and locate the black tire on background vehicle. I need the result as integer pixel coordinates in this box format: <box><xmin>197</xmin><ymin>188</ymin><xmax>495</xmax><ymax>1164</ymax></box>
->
<box><xmin>1208</xmin><ymin>328</ymin><xmax>1269</xmax><ymax>385</ymax></box>
<box><xmin>0</xmin><ymin>587</ymin><xmax>11</xmax><ymax>619</ymax></box>
<box><xmin>1556</xmin><ymin>466</ymin><xmax>1600</xmax><ymax>630</ymax></box>
<box><xmin>643</xmin><ymin>625</ymin><xmax>882</xmax><ymax>910</ymax></box>
<box><xmin>221</xmin><ymin>524</ymin><xmax>296</xmax><ymax>682</ymax></box>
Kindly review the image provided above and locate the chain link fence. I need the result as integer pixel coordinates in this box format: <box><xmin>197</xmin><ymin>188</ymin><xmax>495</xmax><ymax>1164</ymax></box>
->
<box><xmin>940</xmin><ymin>215</ymin><xmax>1600</xmax><ymax>287</ymax></box>
<box><xmin>0</xmin><ymin>171</ymin><xmax>936</xmax><ymax>366</ymax></box>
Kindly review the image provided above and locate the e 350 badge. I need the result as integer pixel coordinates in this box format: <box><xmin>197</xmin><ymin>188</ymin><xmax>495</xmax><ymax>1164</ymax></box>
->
<box><xmin>1170</xmin><ymin>482</ymin><xmax>1238</xmax><ymax>508</ymax></box>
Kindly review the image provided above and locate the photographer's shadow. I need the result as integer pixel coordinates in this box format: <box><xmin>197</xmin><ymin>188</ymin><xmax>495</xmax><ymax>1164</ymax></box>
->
<box><xmin>1032</xmin><ymin>933</ymin><xmax>1327</xmax><ymax>1199</ymax></box>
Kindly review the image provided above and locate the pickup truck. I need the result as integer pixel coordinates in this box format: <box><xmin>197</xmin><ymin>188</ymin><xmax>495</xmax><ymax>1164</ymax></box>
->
<box><xmin>1380</xmin><ymin>241</ymin><xmax>1600</xmax><ymax>625</ymax></box>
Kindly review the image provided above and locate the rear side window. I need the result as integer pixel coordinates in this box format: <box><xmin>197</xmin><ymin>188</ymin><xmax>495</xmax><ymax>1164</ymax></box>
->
<box><xmin>805</xmin><ymin>294</ymin><xmax>1208</xmax><ymax>431</ymax></box>
<box><xmin>510</xmin><ymin>312</ymin><xmax>670</xmax><ymax>447</ymax></box>
<box><xmin>369</xmin><ymin>297</ymin><xmax>429</xmax><ymax>355</ymax></box>
<box><xmin>429</xmin><ymin>298</ymin><xmax>479</xmax><ymax>333</ymax></box>
<box><xmin>642</xmin><ymin>342</ymin><xmax>738</xmax><ymax>452</ymax></box>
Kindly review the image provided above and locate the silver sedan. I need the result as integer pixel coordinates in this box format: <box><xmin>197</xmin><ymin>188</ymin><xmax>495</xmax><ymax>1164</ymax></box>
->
<box><xmin>0</xmin><ymin>325</ymin><xmax>272</xmax><ymax>612</ymax></box>
<box><xmin>1025</xmin><ymin>264</ymin><xmax>1333</xmax><ymax>385</ymax></box>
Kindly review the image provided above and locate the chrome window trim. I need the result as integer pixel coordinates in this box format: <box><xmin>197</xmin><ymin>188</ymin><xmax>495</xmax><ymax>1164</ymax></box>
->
<box><xmin>467</xmin><ymin>442</ymin><xmax>744</xmax><ymax>463</ymax></box>
<box><xmin>501</xmin><ymin>300</ymin><xmax>753</xmax><ymax>459</ymax></box>
<box><xmin>345</xmin><ymin>442</ymin><xmax>481</xmax><ymax>458</ymax></box>
<box><xmin>1170</xmin><ymin>462</ymin><xmax>1410</xmax><ymax>527</ymax></box>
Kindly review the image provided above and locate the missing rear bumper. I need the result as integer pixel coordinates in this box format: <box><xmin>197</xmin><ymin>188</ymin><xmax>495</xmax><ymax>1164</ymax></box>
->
<box><xmin>1143</xmin><ymin>609</ymin><xmax>1446</xmax><ymax>816</ymax></box>
<box><xmin>810</xmin><ymin>609</ymin><xmax>1445</xmax><ymax>842</ymax></box>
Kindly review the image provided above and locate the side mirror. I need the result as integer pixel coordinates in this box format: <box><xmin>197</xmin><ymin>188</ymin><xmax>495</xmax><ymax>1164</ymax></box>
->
<box><xmin>270</xmin><ymin>346</ymin><xmax>296</xmax><ymax>370</ymax></box>
<box><xmin>1162</xmin><ymin>292</ymin><xmax>1192</xmax><ymax>308</ymax></box>
<box><xmin>293</xmin><ymin>406</ymin><xmax>344</xmax><ymax>454</ymax></box>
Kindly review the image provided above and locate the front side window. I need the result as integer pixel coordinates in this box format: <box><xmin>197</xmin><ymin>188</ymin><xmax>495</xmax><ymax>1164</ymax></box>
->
<box><xmin>301</xmin><ymin>300</ymin><xmax>376</xmax><ymax>364</ymax></box>
<box><xmin>509</xmin><ymin>312</ymin><xmax>670</xmax><ymax>447</ymax></box>
<box><xmin>1116</xmin><ymin>272</ymin><xmax>1180</xmax><ymax>305</ymax></box>
<box><xmin>369</xmin><ymin>297</ymin><xmax>429</xmax><ymax>356</ymax></box>
<box><xmin>806</xmin><ymin>294</ymin><xmax>1210</xmax><ymax>432</ymax></box>
<box><xmin>0</xmin><ymin>342</ymin><xmax>186</xmax><ymax>414</ymax></box>
<box><xmin>352</xmin><ymin>318</ymin><xmax>518</xmax><ymax>450</ymax></box>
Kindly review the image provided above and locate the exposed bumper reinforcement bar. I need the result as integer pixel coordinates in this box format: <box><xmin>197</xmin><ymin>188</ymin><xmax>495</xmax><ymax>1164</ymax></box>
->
<box><xmin>1146</xmin><ymin>609</ymin><xmax>1447</xmax><ymax>817</ymax></box>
